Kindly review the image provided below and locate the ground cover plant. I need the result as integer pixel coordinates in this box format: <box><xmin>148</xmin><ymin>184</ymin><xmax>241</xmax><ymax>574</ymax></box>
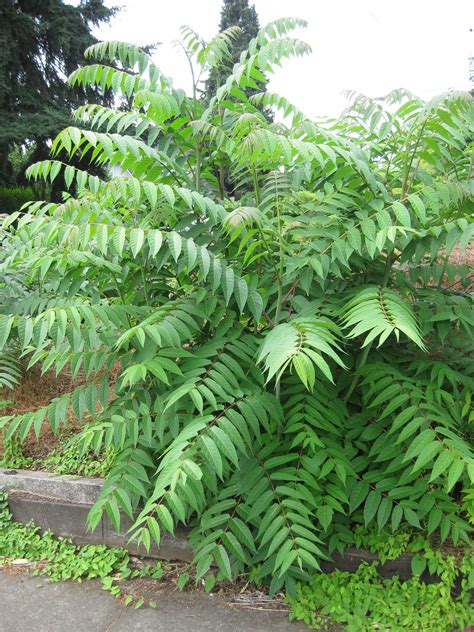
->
<box><xmin>0</xmin><ymin>432</ymin><xmax>115</xmax><ymax>477</ymax></box>
<box><xmin>287</xmin><ymin>557</ymin><xmax>472</xmax><ymax>631</ymax></box>
<box><xmin>0</xmin><ymin>16</ymin><xmax>472</xmax><ymax>613</ymax></box>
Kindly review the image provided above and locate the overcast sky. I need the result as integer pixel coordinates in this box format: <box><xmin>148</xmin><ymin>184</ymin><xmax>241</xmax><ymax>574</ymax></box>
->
<box><xmin>92</xmin><ymin>0</ymin><xmax>474</xmax><ymax>118</ymax></box>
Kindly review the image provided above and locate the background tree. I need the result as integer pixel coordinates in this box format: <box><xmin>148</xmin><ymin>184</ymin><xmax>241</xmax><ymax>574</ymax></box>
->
<box><xmin>205</xmin><ymin>0</ymin><xmax>265</xmax><ymax>103</ymax></box>
<box><xmin>0</xmin><ymin>0</ymin><xmax>117</xmax><ymax>186</ymax></box>
<box><xmin>201</xmin><ymin>0</ymin><xmax>271</xmax><ymax>196</ymax></box>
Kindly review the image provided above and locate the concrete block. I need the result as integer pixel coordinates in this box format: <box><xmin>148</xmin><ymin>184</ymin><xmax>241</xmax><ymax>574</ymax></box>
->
<box><xmin>0</xmin><ymin>468</ymin><xmax>102</xmax><ymax>504</ymax></box>
<box><xmin>8</xmin><ymin>493</ymin><xmax>97</xmax><ymax>547</ymax></box>
<box><xmin>321</xmin><ymin>548</ymin><xmax>413</xmax><ymax>581</ymax></box>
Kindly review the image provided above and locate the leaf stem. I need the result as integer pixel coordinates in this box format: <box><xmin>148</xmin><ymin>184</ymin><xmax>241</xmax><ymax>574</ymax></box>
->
<box><xmin>343</xmin><ymin>250</ymin><xmax>395</xmax><ymax>403</ymax></box>
<box><xmin>112</xmin><ymin>275</ymin><xmax>132</xmax><ymax>328</ymax></box>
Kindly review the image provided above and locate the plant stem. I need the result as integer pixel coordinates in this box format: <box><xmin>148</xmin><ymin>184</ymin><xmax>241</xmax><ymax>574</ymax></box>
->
<box><xmin>218</xmin><ymin>164</ymin><xmax>225</xmax><ymax>200</ymax></box>
<box><xmin>217</xmin><ymin>105</ymin><xmax>226</xmax><ymax>200</ymax></box>
<box><xmin>112</xmin><ymin>275</ymin><xmax>131</xmax><ymax>328</ymax></box>
<box><xmin>251</xmin><ymin>165</ymin><xmax>261</xmax><ymax>205</ymax></box>
<box><xmin>195</xmin><ymin>147</ymin><xmax>201</xmax><ymax>192</ymax></box>
<box><xmin>140</xmin><ymin>263</ymin><xmax>150</xmax><ymax>307</ymax></box>
<box><xmin>273</xmin><ymin>180</ymin><xmax>286</xmax><ymax>401</ymax></box>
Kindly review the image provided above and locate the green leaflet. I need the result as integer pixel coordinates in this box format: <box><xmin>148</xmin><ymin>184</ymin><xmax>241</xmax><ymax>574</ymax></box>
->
<box><xmin>392</xmin><ymin>201</ymin><xmax>411</xmax><ymax>228</ymax></box>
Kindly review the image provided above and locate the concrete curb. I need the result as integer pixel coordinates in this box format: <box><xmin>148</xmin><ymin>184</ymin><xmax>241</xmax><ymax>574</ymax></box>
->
<box><xmin>322</xmin><ymin>548</ymin><xmax>416</xmax><ymax>581</ymax></box>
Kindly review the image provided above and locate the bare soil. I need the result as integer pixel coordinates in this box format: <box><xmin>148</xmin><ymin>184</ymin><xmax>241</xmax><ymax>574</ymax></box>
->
<box><xmin>437</xmin><ymin>243</ymin><xmax>473</xmax><ymax>291</ymax></box>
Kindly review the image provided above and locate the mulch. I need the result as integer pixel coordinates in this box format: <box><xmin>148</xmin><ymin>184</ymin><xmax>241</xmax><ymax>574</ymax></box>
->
<box><xmin>0</xmin><ymin>363</ymin><xmax>87</xmax><ymax>461</ymax></box>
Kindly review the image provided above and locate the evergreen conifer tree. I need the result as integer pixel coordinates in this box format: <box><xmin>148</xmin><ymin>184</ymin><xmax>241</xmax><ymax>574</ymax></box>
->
<box><xmin>205</xmin><ymin>0</ymin><xmax>266</xmax><ymax>102</ymax></box>
<box><xmin>0</xmin><ymin>0</ymin><xmax>117</xmax><ymax>184</ymax></box>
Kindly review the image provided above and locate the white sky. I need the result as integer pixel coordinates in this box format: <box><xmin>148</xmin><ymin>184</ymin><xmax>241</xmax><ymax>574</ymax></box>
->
<box><xmin>92</xmin><ymin>0</ymin><xmax>473</xmax><ymax>118</ymax></box>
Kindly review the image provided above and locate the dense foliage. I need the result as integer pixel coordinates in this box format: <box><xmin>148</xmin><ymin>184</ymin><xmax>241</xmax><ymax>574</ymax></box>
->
<box><xmin>1</xmin><ymin>490</ymin><xmax>471</xmax><ymax>627</ymax></box>
<box><xmin>0</xmin><ymin>0</ymin><xmax>117</xmax><ymax>184</ymax></box>
<box><xmin>0</xmin><ymin>186</ymin><xmax>34</xmax><ymax>214</ymax></box>
<box><xmin>0</xmin><ymin>18</ymin><xmax>473</xmax><ymax>598</ymax></box>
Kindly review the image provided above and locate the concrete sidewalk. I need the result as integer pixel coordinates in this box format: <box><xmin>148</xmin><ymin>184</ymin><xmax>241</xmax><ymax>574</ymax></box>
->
<box><xmin>0</xmin><ymin>571</ymin><xmax>308</xmax><ymax>632</ymax></box>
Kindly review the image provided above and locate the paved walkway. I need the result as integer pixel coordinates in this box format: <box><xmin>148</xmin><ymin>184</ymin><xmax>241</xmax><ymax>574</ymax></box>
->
<box><xmin>0</xmin><ymin>572</ymin><xmax>308</xmax><ymax>632</ymax></box>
